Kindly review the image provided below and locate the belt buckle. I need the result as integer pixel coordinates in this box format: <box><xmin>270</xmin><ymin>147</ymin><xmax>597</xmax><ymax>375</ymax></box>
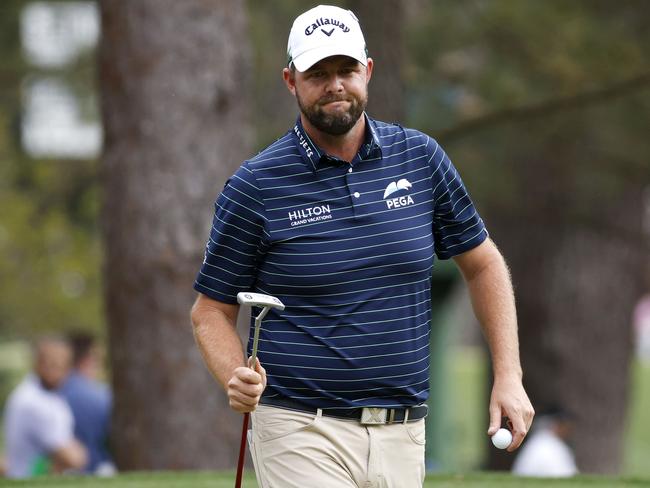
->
<box><xmin>361</xmin><ymin>407</ymin><xmax>387</xmax><ymax>425</ymax></box>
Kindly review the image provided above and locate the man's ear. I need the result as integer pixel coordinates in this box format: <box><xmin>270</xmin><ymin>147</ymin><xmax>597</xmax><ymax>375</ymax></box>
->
<box><xmin>283</xmin><ymin>67</ymin><xmax>296</xmax><ymax>96</ymax></box>
<box><xmin>365</xmin><ymin>57</ymin><xmax>374</xmax><ymax>84</ymax></box>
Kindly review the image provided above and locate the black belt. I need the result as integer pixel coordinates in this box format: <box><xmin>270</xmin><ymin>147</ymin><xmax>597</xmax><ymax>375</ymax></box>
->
<box><xmin>260</xmin><ymin>396</ymin><xmax>428</xmax><ymax>424</ymax></box>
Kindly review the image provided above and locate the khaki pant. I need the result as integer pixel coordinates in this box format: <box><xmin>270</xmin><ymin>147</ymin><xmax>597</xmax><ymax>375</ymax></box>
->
<box><xmin>250</xmin><ymin>404</ymin><xmax>426</xmax><ymax>488</ymax></box>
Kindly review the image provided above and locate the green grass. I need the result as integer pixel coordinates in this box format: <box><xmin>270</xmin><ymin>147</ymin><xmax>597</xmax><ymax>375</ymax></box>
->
<box><xmin>623</xmin><ymin>360</ymin><xmax>650</xmax><ymax>476</ymax></box>
<box><xmin>449</xmin><ymin>346</ymin><xmax>486</xmax><ymax>471</ymax></box>
<box><xmin>0</xmin><ymin>471</ymin><xmax>649</xmax><ymax>487</ymax></box>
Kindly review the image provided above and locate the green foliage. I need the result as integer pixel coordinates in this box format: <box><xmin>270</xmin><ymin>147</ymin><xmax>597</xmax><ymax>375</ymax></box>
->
<box><xmin>404</xmin><ymin>0</ymin><xmax>650</xmax><ymax>227</ymax></box>
<box><xmin>408</xmin><ymin>1</ymin><xmax>650</xmax><ymax>120</ymax></box>
<box><xmin>0</xmin><ymin>135</ymin><xmax>103</xmax><ymax>338</ymax></box>
<box><xmin>0</xmin><ymin>0</ymin><xmax>103</xmax><ymax>339</ymax></box>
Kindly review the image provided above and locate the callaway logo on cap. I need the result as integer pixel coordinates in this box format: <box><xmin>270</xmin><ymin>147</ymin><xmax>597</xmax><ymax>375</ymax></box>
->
<box><xmin>287</xmin><ymin>5</ymin><xmax>368</xmax><ymax>72</ymax></box>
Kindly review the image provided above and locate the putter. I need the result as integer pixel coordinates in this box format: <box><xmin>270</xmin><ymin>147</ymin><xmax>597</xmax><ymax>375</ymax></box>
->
<box><xmin>234</xmin><ymin>292</ymin><xmax>285</xmax><ymax>488</ymax></box>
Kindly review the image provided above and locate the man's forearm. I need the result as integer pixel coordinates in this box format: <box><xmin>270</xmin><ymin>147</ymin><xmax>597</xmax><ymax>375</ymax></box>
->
<box><xmin>455</xmin><ymin>240</ymin><xmax>522</xmax><ymax>380</ymax></box>
<box><xmin>470</xmin><ymin>256</ymin><xmax>521</xmax><ymax>379</ymax></box>
<box><xmin>455</xmin><ymin>239</ymin><xmax>534</xmax><ymax>450</ymax></box>
<box><xmin>191</xmin><ymin>300</ymin><xmax>244</xmax><ymax>391</ymax></box>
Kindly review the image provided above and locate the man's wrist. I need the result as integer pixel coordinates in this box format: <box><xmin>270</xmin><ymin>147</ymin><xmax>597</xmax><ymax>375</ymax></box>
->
<box><xmin>492</xmin><ymin>366</ymin><xmax>523</xmax><ymax>383</ymax></box>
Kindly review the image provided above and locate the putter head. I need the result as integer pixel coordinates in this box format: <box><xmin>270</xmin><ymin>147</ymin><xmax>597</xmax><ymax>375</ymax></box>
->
<box><xmin>237</xmin><ymin>292</ymin><xmax>285</xmax><ymax>311</ymax></box>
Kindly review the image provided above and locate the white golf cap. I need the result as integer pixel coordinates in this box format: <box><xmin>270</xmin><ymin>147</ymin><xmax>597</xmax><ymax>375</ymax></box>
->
<box><xmin>287</xmin><ymin>5</ymin><xmax>367</xmax><ymax>72</ymax></box>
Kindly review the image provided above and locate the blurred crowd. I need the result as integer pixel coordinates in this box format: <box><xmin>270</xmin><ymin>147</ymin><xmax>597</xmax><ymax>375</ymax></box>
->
<box><xmin>1</xmin><ymin>333</ymin><xmax>115</xmax><ymax>479</ymax></box>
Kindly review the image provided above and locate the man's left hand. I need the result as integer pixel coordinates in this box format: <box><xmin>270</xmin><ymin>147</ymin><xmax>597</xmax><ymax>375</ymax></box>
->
<box><xmin>487</xmin><ymin>376</ymin><xmax>535</xmax><ymax>452</ymax></box>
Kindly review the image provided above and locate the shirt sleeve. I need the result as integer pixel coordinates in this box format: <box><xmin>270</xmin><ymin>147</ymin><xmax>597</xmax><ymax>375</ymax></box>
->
<box><xmin>194</xmin><ymin>162</ymin><xmax>268</xmax><ymax>303</ymax></box>
<box><xmin>427</xmin><ymin>137</ymin><xmax>488</xmax><ymax>259</ymax></box>
<box><xmin>34</xmin><ymin>398</ymin><xmax>74</xmax><ymax>452</ymax></box>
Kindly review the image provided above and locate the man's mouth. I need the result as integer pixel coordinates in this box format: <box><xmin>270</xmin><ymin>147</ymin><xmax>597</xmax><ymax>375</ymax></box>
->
<box><xmin>321</xmin><ymin>99</ymin><xmax>350</xmax><ymax>108</ymax></box>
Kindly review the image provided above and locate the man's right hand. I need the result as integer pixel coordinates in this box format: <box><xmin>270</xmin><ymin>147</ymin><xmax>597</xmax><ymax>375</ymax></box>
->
<box><xmin>227</xmin><ymin>358</ymin><xmax>267</xmax><ymax>413</ymax></box>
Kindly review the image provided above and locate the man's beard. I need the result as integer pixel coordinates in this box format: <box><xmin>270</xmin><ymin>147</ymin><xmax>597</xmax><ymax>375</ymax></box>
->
<box><xmin>296</xmin><ymin>89</ymin><xmax>367</xmax><ymax>136</ymax></box>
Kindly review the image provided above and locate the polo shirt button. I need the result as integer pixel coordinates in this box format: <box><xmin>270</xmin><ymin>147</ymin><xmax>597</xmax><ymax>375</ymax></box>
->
<box><xmin>348</xmin><ymin>167</ymin><xmax>353</xmax><ymax>173</ymax></box>
<box><xmin>354</xmin><ymin>192</ymin><xmax>360</xmax><ymax>198</ymax></box>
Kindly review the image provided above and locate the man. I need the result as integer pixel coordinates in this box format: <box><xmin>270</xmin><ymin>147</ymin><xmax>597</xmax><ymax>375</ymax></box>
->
<box><xmin>191</xmin><ymin>5</ymin><xmax>534</xmax><ymax>487</ymax></box>
<box><xmin>512</xmin><ymin>406</ymin><xmax>578</xmax><ymax>477</ymax></box>
<box><xmin>3</xmin><ymin>337</ymin><xmax>87</xmax><ymax>478</ymax></box>
<box><xmin>60</xmin><ymin>333</ymin><xmax>115</xmax><ymax>475</ymax></box>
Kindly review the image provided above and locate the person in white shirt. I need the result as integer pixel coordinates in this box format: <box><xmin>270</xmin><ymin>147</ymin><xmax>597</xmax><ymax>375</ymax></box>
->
<box><xmin>3</xmin><ymin>337</ymin><xmax>87</xmax><ymax>478</ymax></box>
<box><xmin>512</xmin><ymin>406</ymin><xmax>578</xmax><ymax>477</ymax></box>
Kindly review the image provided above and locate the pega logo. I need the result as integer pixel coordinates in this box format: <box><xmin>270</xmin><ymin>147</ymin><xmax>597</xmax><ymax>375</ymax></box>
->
<box><xmin>383</xmin><ymin>179</ymin><xmax>412</xmax><ymax>198</ymax></box>
<box><xmin>305</xmin><ymin>17</ymin><xmax>351</xmax><ymax>36</ymax></box>
<box><xmin>288</xmin><ymin>204</ymin><xmax>333</xmax><ymax>227</ymax></box>
<box><xmin>383</xmin><ymin>178</ymin><xmax>414</xmax><ymax>209</ymax></box>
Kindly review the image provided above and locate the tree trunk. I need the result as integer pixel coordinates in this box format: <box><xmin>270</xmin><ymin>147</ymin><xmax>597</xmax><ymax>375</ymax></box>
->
<box><xmin>99</xmin><ymin>0</ymin><xmax>252</xmax><ymax>470</ymax></box>
<box><xmin>347</xmin><ymin>0</ymin><xmax>405</xmax><ymax>122</ymax></box>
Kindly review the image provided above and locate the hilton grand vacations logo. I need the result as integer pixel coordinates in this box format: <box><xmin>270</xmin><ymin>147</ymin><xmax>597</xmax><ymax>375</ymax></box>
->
<box><xmin>288</xmin><ymin>204</ymin><xmax>333</xmax><ymax>227</ymax></box>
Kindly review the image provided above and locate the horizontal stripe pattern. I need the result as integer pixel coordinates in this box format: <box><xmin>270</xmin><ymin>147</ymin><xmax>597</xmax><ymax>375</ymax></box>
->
<box><xmin>194</xmin><ymin>114</ymin><xmax>487</xmax><ymax>409</ymax></box>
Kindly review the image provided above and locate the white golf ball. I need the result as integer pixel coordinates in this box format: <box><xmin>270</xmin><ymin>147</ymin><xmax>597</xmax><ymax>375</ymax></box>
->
<box><xmin>491</xmin><ymin>428</ymin><xmax>512</xmax><ymax>449</ymax></box>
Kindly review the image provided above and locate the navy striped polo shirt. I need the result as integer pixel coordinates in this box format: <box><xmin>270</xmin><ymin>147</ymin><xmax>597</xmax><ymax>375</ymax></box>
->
<box><xmin>194</xmin><ymin>114</ymin><xmax>487</xmax><ymax>410</ymax></box>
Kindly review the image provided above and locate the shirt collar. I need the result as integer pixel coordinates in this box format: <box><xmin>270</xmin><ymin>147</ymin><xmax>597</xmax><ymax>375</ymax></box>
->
<box><xmin>291</xmin><ymin>113</ymin><xmax>383</xmax><ymax>172</ymax></box>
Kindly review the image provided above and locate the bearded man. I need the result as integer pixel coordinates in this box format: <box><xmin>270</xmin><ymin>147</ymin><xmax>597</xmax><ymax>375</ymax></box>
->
<box><xmin>191</xmin><ymin>5</ymin><xmax>534</xmax><ymax>487</ymax></box>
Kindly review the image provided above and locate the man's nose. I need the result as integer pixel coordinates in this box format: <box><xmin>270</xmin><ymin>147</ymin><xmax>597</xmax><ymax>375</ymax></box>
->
<box><xmin>324</xmin><ymin>73</ymin><xmax>344</xmax><ymax>93</ymax></box>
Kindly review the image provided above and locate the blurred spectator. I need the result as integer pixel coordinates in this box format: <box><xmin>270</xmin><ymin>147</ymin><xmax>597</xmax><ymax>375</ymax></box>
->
<box><xmin>3</xmin><ymin>337</ymin><xmax>87</xmax><ymax>478</ymax></box>
<box><xmin>512</xmin><ymin>406</ymin><xmax>578</xmax><ymax>477</ymax></box>
<box><xmin>633</xmin><ymin>294</ymin><xmax>650</xmax><ymax>362</ymax></box>
<box><xmin>60</xmin><ymin>332</ymin><xmax>115</xmax><ymax>475</ymax></box>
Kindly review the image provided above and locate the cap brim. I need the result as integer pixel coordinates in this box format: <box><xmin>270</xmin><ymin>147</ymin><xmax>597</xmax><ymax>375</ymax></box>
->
<box><xmin>292</xmin><ymin>44</ymin><xmax>367</xmax><ymax>72</ymax></box>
